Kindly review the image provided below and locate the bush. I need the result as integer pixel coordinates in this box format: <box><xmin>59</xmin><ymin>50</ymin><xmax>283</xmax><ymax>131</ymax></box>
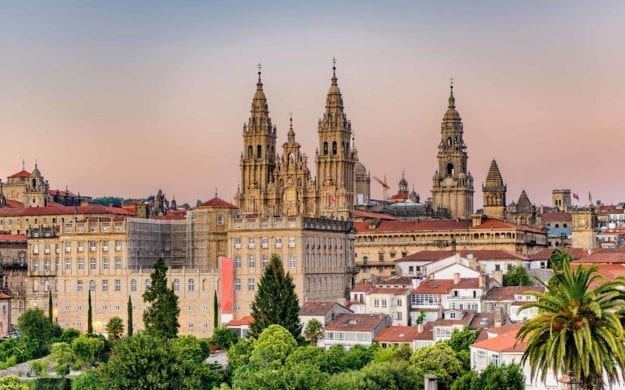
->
<box><xmin>210</xmin><ymin>326</ymin><xmax>239</xmax><ymax>350</ymax></box>
<box><xmin>50</xmin><ymin>343</ymin><xmax>74</xmax><ymax>377</ymax></box>
<box><xmin>70</xmin><ymin>371</ymin><xmax>101</xmax><ymax>390</ymax></box>
<box><xmin>0</xmin><ymin>375</ymin><xmax>28</xmax><ymax>390</ymax></box>
<box><xmin>30</xmin><ymin>360</ymin><xmax>48</xmax><ymax>377</ymax></box>
<box><xmin>29</xmin><ymin>377</ymin><xmax>71</xmax><ymax>390</ymax></box>
<box><xmin>71</xmin><ymin>335</ymin><xmax>105</xmax><ymax>368</ymax></box>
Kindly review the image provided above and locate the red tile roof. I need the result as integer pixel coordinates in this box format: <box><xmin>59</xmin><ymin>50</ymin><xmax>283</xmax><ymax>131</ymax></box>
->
<box><xmin>485</xmin><ymin>286</ymin><xmax>545</xmax><ymax>301</ymax></box>
<box><xmin>300</xmin><ymin>301</ymin><xmax>350</xmax><ymax>316</ymax></box>
<box><xmin>354</xmin><ymin>219</ymin><xmax>472</xmax><ymax>233</ymax></box>
<box><xmin>370</xmin><ymin>287</ymin><xmax>411</xmax><ymax>295</ymax></box>
<box><xmin>352</xmin><ymin>209</ymin><xmax>399</xmax><ymax>221</ymax></box>
<box><xmin>0</xmin><ymin>291</ymin><xmax>12</xmax><ymax>299</ymax></box>
<box><xmin>413</xmin><ymin>277</ymin><xmax>481</xmax><ymax>295</ymax></box>
<box><xmin>0</xmin><ymin>205</ymin><xmax>134</xmax><ymax>217</ymax></box>
<box><xmin>226</xmin><ymin>315</ymin><xmax>252</xmax><ymax>326</ymax></box>
<box><xmin>396</xmin><ymin>249</ymin><xmax>526</xmax><ymax>263</ymax></box>
<box><xmin>198</xmin><ymin>197</ymin><xmax>237</xmax><ymax>209</ymax></box>
<box><xmin>0</xmin><ymin>234</ymin><xmax>27</xmax><ymax>243</ymax></box>
<box><xmin>3</xmin><ymin>200</ymin><xmax>24</xmax><ymax>208</ymax></box>
<box><xmin>432</xmin><ymin>311</ymin><xmax>476</xmax><ymax>327</ymax></box>
<box><xmin>7</xmin><ymin>170</ymin><xmax>32</xmax><ymax>179</ymax></box>
<box><xmin>351</xmin><ymin>282</ymin><xmax>376</xmax><ymax>293</ymax></box>
<box><xmin>471</xmin><ymin>326</ymin><xmax>526</xmax><ymax>353</ymax></box>
<box><xmin>325</xmin><ymin>313</ymin><xmax>388</xmax><ymax>332</ymax></box>
<box><xmin>574</xmin><ymin>250</ymin><xmax>625</xmax><ymax>264</ymax></box>
<box><xmin>375</xmin><ymin>325</ymin><xmax>431</xmax><ymax>342</ymax></box>
<box><xmin>374</xmin><ymin>275</ymin><xmax>414</xmax><ymax>287</ymax></box>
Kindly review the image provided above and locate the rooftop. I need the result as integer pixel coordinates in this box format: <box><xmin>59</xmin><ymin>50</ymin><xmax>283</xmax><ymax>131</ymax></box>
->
<box><xmin>299</xmin><ymin>301</ymin><xmax>350</xmax><ymax>316</ymax></box>
<box><xmin>325</xmin><ymin>313</ymin><xmax>388</xmax><ymax>332</ymax></box>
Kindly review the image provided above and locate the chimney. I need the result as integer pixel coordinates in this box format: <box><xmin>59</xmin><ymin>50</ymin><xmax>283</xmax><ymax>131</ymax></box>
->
<box><xmin>478</xmin><ymin>273</ymin><xmax>489</xmax><ymax>292</ymax></box>
<box><xmin>417</xmin><ymin>322</ymin><xmax>424</xmax><ymax>333</ymax></box>
<box><xmin>424</xmin><ymin>375</ymin><xmax>438</xmax><ymax>390</ymax></box>
<box><xmin>453</xmin><ymin>272</ymin><xmax>460</xmax><ymax>284</ymax></box>
<box><xmin>494</xmin><ymin>308</ymin><xmax>503</xmax><ymax>328</ymax></box>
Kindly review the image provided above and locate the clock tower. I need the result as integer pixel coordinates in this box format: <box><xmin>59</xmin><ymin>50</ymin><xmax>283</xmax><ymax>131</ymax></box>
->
<box><xmin>431</xmin><ymin>81</ymin><xmax>474</xmax><ymax>219</ymax></box>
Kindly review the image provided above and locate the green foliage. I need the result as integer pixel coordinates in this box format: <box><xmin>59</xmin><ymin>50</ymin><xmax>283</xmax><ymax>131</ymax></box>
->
<box><xmin>0</xmin><ymin>375</ymin><xmax>28</xmax><ymax>390</ymax></box>
<box><xmin>143</xmin><ymin>257</ymin><xmax>180</xmax><ymax>339</ymax></box>
<box><xmin>57</xmin><ymin>328</ymin><xmax>80</xmax><ymax>344</ymax></box>
<box><xmin>303</xmin><ymin>319</ymin><xmax>324</xmax><ymax>346</ymax></box>
<box><xmin>71</xmin><ymin>371</ymin><xmax>101</xmax><ymax>390</ymax></box>
<box><xmin>98</xmin><ymin>333</ymin><xmax>223</xmax><ymax>389</ymax></box>
<box><xmin>373</xmin><ymin>344</ymin><xmax>412</xmax><ymax>364</ymax></box>
<box><xmin>327</xmin><ymin>360</ymin><xmax>420</xmax><ymax>390</ymax></box>
<box><xmin>451</xmin><ymin>364</ymin><xmax>525</xmax><ymax>390</ymax></box>
<box><xmin>87</xmin><ymin>290</ymin><xmax>93</xmax><ymax>335</ymax></box>
<box><xmin>71</xmin><ymin>334</ymin><xmax>105</xmax><ymax>368</ymax></box>
<box><xmin>106</xmin><ymin>316</ymin><xmax>124</xmax><ymax>342</ymax></box>
<box><xmin>503</xmin><ymin>265</ymin><xmax>533</xmax><ymax>286</ymax></box>
<box><xmin>249</xmin><ymin>325</ymin><xmax>297</xmax><ymax>369</ymax></box>
<box><xmin>415</xmin><ymin>310</ymin><xmax>426</xmax><ymax>325</ymax></box>
<box><xmin>549</xmin><ymin>248</ymin><xmax>573</xmax><ymax>272</ymax></box>
<box><xmin>446</xmin><ymin>327</ymin><xmax>480</xmax><ymax>371</ymax></box>
<box><xmin>210</xmin><ymin>326</ymin><xmax>239</xmax><ymax>350</ymax></box>
<box><xmin>91</xmin><ymin>197</ymin><xmax>123</xmax><ymax>207</ymax></box>
<box><xmin>410</xmin><ymin>343</ymin><xmax>464</xmax><ymax>389</ymax></box>
<box><xmin>213</xmin><ymin>290</ymin><xmax>219</xmax><ymax>330</ymax></box>
<box><xmin>29</xmin><ymin>377</ymin><xmax>71</xmax><ymax>390</ymax></box>
<box><xmin>30</xmin><ymin>360</ymin><xmax>48</xmax><ymax>377</ymax></box>
<box><xmin>249</xmin><ymin>254</ymin><xmax>301</xmax><ymax>340</ymax></box>
<box><xmin>227</xmin><ymin>337</ymin><xmax>255</xmax><ymax>372</ymax></box>
<box><xmin>127</xmin><ymin>295</ymin><xmax>133</xmax><ymax>337</ymax></box>
<box><xmin>17</xmin><ymin>308</ymin><xmax>55</xmax><ymax>357</ymax></box>
<box><xmin>50</xmin><ymin>342</ymin><xmax>74</xmax><ymax>377</ymax></box>
<box><xmin>518</xmin><ymin>260</ymin><xmax>625</xmax><ymax>388</ymax></box>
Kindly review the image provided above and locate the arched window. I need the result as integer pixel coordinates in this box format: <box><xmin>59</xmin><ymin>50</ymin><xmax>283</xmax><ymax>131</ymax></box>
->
<box><xmin>257</xmin><ymin>145</ymin><xmax>262</xmax><ymax>158</ymax></box>
<box><xmin>130</xmin><ymin>279</ymin><xmax>137</xmax><ymax>292</ymax></box>
<box><xmin>332</xmin><ymin>141</ymin><xmax>337</xmax><ymax>154</ymax></box>
<box><xmin>447</xmin><ymin>137</ymin><xmax>452</xmax><ymax>146</ymax></box>
<box><xmin>217</xmin><ymin>215</ymin><xmax>224</xmax><ymax>225</ymax></box>
<box><xmin>188</xmin><ymin>279</ymin><xmax>195</xmax><ymax>292</ymax></box>
<box><xmin>447</xmin><ymin>163</ymin><xmax>454</xmax><ymax>176</ymax></box>
<box><xmin>173</xmin><ymin>279</ymin><xmax>180</xmax><ymax>292</ymax></box>
<box><xmin>323</xmin><ymin>142</ymin><xmax>328</xmax><ymax>155</ymax></box>
<box><xmin>248</xmin><ymin>145</ymin><xmax>253</xmax><ymax>158</ymax></box>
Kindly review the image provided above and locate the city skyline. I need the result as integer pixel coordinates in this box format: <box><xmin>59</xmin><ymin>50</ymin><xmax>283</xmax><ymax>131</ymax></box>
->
<box><xmin>1</xmin><ymin>1</ymin><xmax>624</xmax><ymax>207</ymax></box>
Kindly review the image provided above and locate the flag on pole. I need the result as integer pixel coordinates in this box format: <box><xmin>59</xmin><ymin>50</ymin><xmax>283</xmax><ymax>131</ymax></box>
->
<box><xmin>573</xmin><ymin>193</ymin><xmax>579</xmax><ymax>201</ymax></box>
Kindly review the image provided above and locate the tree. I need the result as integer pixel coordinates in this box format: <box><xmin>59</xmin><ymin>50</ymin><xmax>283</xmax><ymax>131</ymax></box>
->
<box><xmin>87</xmin><ymin>290</ymin><xmax>93</xmax><ymax>334</ymax></box>
<box><xmin>48</xmin><ymin>291</ymin><xmax>53</xmax><ymax>323</ymax></box>
<box><xmin>127</xmin><ymin>295</ymin><xmax>133</xmax><ymax>337</ymax></box>
<box><xmin>143</xmin><ymin>257</ymin><xmax>180</xmax><ymax>339</ymax></box>
<box><xmin>446</xmin><ymin>327</ymin><xmax>480</xmax><ymax>371</ymax></box>
<box><xmin>0</xmin><ymin>375</ymin><xmax>28</xmax><ymax>390</ymax></box>
<box><xmin>410</xmin><ymin>342</ymin><xmax>463</xmax><ymax>389</ymax></box>
<box><xmin>210</xmin><ymin>326</ymin><xmax>239</xmax><ymax>350</ymax></box>
<box><xmin>71</xmin><ymin>371</ymin><xmax>102</xmax><ymax>390</ymax></box>
<box><xmin>327</xmin><ymin>360</ymin><xmax>420</xmax><ymax>390</ymax></box>
<box><xmin>72</xmin><ymin>335</ymin><xmax>105</xmax><ymax>368</ymax></box>
<box><xmin>249</xmin><ymin>325</ymin><xmax>297</xmax><ymax>369</ymax></box>
<box><xmin>50</xmin><ymin>342</ymin><xmax>74</xmax><ymax>377</ymax></box>
<box><xmin>517</xmin><ymin>259</ymin><xmax>625</xmax><ymax>388</ymax></box>
<box><xmin>549</xmin><ymin>248</ymin><xmax>573</xmax><ymax>272</ymax></box>
<box><xmin>503</xmin><ymin>265</ymin><xmax>532</xmax><ymax>286</ymax></box>
<box><xmin>303</xmin><ymin>319</ymin><xmax>324</xmax><ymax>346</ymax></box>
<box><xmin>17</xmin><ymin>308</ymin><xmax>55</xmax><ymax>357</ymax></box>
<box><xmin>249</xmin><ymin>254</ymin><xmax>301</xmax><ymax>339</ymax></box>
<box><xmin>213</xmin><ymin>290</ymin><xmax>219</xmax><ymax>329</ymax></box>
<box><xmin>106</xmin><ymin>316</ymin><xmax>124</xmax><ymax>342</ymax></box>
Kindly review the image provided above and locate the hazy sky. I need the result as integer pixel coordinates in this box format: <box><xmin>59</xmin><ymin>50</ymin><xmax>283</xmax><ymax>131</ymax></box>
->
<box><xmin>1</xmin><ymin>1</ymin><xmax>624</xmax><ymax>207</ymax></box>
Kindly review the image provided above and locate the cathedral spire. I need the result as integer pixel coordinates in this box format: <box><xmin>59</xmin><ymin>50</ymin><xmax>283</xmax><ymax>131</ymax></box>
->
<box><xmin>326</xmin><ymin>57</ymin><xmax>344</xmax><ymax>111</ymax></box>
<box><xmin>287</xmin><ymin>113</ymin><xmax>295</xmax><ymax>144</ymax></box>
<box><xmin>448</xmin><ymin>76</ymin><xmax>455</xmax><ymax>109</ymax></box>
<box><xmin>251</xmin><ymin>63</ymin><xmax>268</xmax><ymax>117</ymax></box>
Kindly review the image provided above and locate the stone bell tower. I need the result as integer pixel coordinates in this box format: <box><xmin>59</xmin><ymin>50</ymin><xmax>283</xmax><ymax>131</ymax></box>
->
<box><xmin>482</xmin><ymin>159</ymin><xmax>507</xmax><ymax>220</ymax></box>
<box><xmin>431</xmin><ymin>81</ymin><xmax>474</xmax><ymax>219</ymax></box>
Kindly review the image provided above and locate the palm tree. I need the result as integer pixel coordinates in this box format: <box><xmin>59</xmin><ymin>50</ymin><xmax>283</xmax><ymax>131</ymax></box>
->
<box><xmin>304</xmin><ymin>319</ymin><xmax>324</xmax><ymax>346</ymax></box>
<box><xmin>517</xmin><ymin>259</ymin><xmax>625</xmax><ymax>389</ymax></box>
<box><xmin>106</xmin><ymin>316</ymin><xmax>125</xmax><ymax>342</ymax></box>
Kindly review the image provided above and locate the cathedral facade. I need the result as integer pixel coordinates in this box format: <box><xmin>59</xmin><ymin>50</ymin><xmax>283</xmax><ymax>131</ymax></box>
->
<box><xmin>431</xmin><ymin>84</ymin><xmax>474</xmax><ymax>219</ymax></box>
<box><xmin>235</xmin><ymin>65</ymin><xmax>369</xmax><ymax>220</ymax></box>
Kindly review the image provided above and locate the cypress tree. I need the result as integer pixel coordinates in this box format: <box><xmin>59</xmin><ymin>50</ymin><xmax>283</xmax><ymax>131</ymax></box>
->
<box><xmin>250</xmin><ymin>254</ymin><xmax>301</xmax><ymax>339</ymax></box>
<box><xmin>127</xmin><ymin>295</ymin><xmax>133</xmax><ymax>337</ymax></box>
<box><xmin>48</xmin><ymin>290</ymin><xmax>53</xmax><ymax>323</ymax></box>
<box><xmin>213</xmin><ymin>290</ymin><xmax>219</xmax><ymax>329</ymax></box>
<box><xmin>143</xmin><ymin>258</ymin><xmax>180</xmax><ymax>339</ymax></box>
<box><xmin>87</xmin><ymin>289</ymin><xmax>93</xmax><ymax>334</ymax></box>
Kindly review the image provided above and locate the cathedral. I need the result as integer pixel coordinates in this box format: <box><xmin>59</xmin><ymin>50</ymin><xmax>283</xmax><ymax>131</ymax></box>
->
<box><xmin>235</xmin><ymin>63</ymin><xmax>370</xmax><ymax>220</ymax></box>
<box><xmin>431</xmin><ymin>83</ymin><xmax>474</xmax><ymax>219</ymax></box>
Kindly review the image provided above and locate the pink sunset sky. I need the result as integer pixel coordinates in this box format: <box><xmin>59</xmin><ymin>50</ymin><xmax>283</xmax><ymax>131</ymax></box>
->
<box><xmin>1</xmin><ymin>1</ymin><xmax>624</xmax><ymax>207</ymax></box>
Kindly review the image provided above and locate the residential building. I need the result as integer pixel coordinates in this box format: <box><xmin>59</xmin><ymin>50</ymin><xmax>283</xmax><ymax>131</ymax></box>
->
<box><xmin>374</xmin><ymin>324</ymin><xmax>434</xmax><ymax>351</ymax></box>
<box><xmin>323</xmin><ymin>313</ymin><xmax>390</xmax><ymax>349</ymax></box>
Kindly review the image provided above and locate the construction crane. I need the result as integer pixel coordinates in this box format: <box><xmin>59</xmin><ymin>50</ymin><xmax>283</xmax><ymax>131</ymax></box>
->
<box><xmin>373</xmin><ymin>175</ymin><xmax>390</xmax><ymax>201</ymax></box>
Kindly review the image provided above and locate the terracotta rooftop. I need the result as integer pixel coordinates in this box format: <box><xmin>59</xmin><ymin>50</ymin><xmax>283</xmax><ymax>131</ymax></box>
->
<box><xmin>472</xmin><ymin>327</ymin><xmax>527</xmax><ymax>353</ymax></box>
<box><xmin>574</xmin><ymin>250</ymin><xmax>625</xmax><ymax>264</ymax></box>
<box><xmin>374</xmin><ymin>275</ymin><xmax>414</xmax><ymax>287</ymax></box>
<box><xmin>0</xmin><ymin>234</ymin><xmax>27</xmax><ymax>243</ymax></box>
<box><xmin>413</xmin><ymin>277</ymin><xmax>479</xmax><ymax>295</ymax></box>
<box><xmin>0</xmin><ymin>291</ymin><xmax>12</xmax><ymax>299</ymax></box>
<box><xmin>352</xmin><ymin>209</ymin><xmax>399</xmax><ymax>221</ymax></box>
<box><xmin>528</xmin><ymin>248</ymin><xmax>590</xmax><ymax>261</ymax></box>
<box><xmin>485</xmin><ymin>286</ymin><xmax>545</xmax><ymax>301</ymax></box>
<box><xmin>300</xmin><ymin>301</ymin><xmax>350</xmax><ymax>316</ymax></box>
<box><xmin>198</xmin><ymin>197</ymin><xmax>237</xmax><ymax>209</ymax></box>
<box><xmin>7</xmin><ymin>169</ymin><xmax>32</xmax><ymax>179</ymax></box>
<box><xmin>226</xmin><ymin>315</ymin><xmax>252</xmax><ymax>326</ymax></box>
<box><xmin>432</xmin><ymin>311</ymin><xmax>475</xmax><ymax>327</ymax></box>
<box><xmin>354</xmin><ymin>219</ymin><xmax>472</xmax><ymax>233</ymax></box>
<box><xmin>351</xmin><ymin>282</ymin><xmax>376</xmax><ymax>293</ymax></box>
<box><xmin>396</xmin><ymin>249</ymin><xmax>526</xmax><ymax>263</ymax></box>
<box><xmin>370</xmin><ymin>287</ymin><xmax>412</xmax><ymax>295</ymax></box>
<box><xmin>325</xmin><ymin>313</ymin><xmax>388</xmax><ymax>332</ymax></box>
<box><xmin>0</xmin><ymin>205</ymin><xmax>134</xmax><ymax>218</ymax></box>
<box><xmin>375</xmin><ymin>324</ymin><xmax>433</xmax><ymax>342</ymax></box>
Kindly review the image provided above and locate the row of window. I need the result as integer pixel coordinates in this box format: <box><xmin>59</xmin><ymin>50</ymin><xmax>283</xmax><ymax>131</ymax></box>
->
<box><xmin>234</xmin><ymin>278</ymin><xmax>255</xmax><ymax>292</ymax></box>
<box><xmin>233</xmin><ymin>254</ymin><xmax>296</xmax><ymax>269</ymax></box>
<box><xmin>233</xmin><ymin>237</ymin><xmax>297</xmax><ymax>249</ymax></box>
<box><xmin>372</xmin><ymin>298</ymin><xmax>403</xmax><ymax>308</ymax></box>
<box><xmin>32</xmin><ymin>240</ymin><xmax>123</xmax><ymax>255</ymax></box>
<box><xmin>66</xmin><ymin>278</ymin><xmax>199</xmax><ymax>293</ymax></box>
<box><xmin>32</xmin><ymin>257</ymin><xmax>124</xmax><ymax>272</ymax></box>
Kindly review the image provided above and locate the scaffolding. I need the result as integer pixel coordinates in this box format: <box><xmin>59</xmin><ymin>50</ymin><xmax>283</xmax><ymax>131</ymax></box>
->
<box><xmin>126</xmin><ymin>217</ymin><xmax>189</xmax><ymax>270</ymax></box>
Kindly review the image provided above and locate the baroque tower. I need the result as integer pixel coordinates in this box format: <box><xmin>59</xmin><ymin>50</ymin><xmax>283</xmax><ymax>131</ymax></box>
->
<box><xmin>482</xmin><ymin>159</ymin><xmax>507</xmax><ymax>220</ymax></box>
<box><xmin>316</xmin><ymin>61</ymin><xmax>355</xmax><ymax>219</ymax></box>
<box><xmin>236</xmin><ymin>67</ymin><xmax>277</xmax><ymax>215</ymax></box>
<box><xmin>431</xmin><ymin>82</ymin><xmax>474</xmax><ymax>219</ymax></box>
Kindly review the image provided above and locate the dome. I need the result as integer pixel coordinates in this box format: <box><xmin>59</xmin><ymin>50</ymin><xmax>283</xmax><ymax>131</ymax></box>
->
<box><xmin>443</xmin><ymin>107</ymin><xmax>461</xmax><ymax>121</ymax></box>
<box><xmin>399</xmin><ymin>176</ymin><xmax>408</xmax><ymax>187</ymax></box>
<box><xmin>354</xmin><ymin>161</ymin><xmax>367</xmax><ymax>177</ymax></box>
